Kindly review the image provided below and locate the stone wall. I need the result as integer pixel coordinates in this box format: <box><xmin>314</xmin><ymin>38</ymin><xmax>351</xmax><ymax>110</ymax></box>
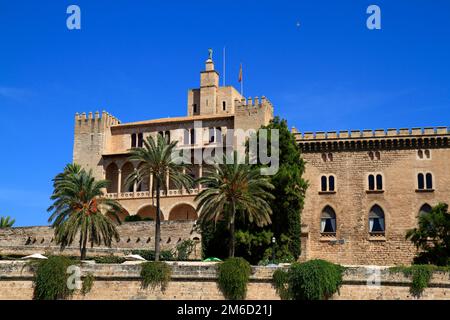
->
<box><xmin>297</xmin><ymin>131</ymin><xmax>450</xmax><ymax>266</ymax></box>
<box><xmin>0</xmin><ymin>262</ymin><xmax>449</xmax><ymax>300</ymax></box>
<box><xmin>0</xmin><ymin>221</ymin><xmax>201</xmax><ymax>259</ymax></box>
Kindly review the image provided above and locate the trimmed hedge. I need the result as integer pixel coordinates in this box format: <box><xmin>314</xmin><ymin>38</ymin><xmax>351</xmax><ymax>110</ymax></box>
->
<box><xmin>217</xmin><ymin>257</ymin><xmax>252</xmax><ymax>300</ymax></box>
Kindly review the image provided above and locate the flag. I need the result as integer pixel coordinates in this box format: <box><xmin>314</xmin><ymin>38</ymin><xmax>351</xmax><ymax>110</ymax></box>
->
<box><xmin>238</xmin><ymin>63</ymin><xmax>243</xmax><ymax>83</ymax></box>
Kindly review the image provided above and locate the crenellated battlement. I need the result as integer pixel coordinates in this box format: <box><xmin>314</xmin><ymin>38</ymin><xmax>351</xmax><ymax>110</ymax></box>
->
<box><xmin>234</xmin><ymin>96</ymin><xmax>273</xmax><ymax>110</ymax></box>
<box><xmin>295</xmin><ymin>126</ymin><xmax>450</xmax><ymax>152</ymax></box>
<box><xmin>295</xmin><ymin>126</ymin><xmax>450</xmax><ymax>141</ymax></box>
<box><xmin>75</xmin><ymin>111</ymin><xmax>121</xmax><ymax>127</ymax></box>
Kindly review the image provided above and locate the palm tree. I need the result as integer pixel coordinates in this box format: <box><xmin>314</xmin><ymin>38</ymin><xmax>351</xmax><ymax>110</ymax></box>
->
<box><xmin>0</xmin><ymin>216</ymin><xmax>15</xmax><ymax>228</ymax></box>
<box><xmin>47</xmin><ymin>165</ymin><xmax>123</xmax><ymax>260</ymax></box>
<box><xmin>195</xmin><ymin>153</ymin><xmax>275</xmax><ymax>257</ymax></box>
<box><xmin>125</xmin><ymin>134</ymin><xmax>193</xmax><ymax>261</ymax></box>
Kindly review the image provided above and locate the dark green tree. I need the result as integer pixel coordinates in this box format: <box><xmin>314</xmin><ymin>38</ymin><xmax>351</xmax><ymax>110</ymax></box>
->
<box><xmin>406</xmin><ymin>202</ymin><xmax>450</xmax><ymax>266</ymax></box>
<box><xmin>237</xmin><ymin>117</ymin><xmax>307</xmax><ymax>261</ymax></box>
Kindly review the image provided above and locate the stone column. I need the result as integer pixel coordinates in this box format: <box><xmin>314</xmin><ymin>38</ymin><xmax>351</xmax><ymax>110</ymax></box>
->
<box><xmin>117</xmin><ymin>169</ymin><xmax>122</xmax><ymax>194</ymax></box>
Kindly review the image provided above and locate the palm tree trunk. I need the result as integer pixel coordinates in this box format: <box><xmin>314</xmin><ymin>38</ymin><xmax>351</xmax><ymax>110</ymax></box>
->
<box><xmin>80</xmin><ymin>231</ymin><xmax>88</xmax><ymax>260</ymax></box>
<box><xmin>155</xmin><ymin>181</ymin><xmax>161</xmax><ymax>261</ymax></box>
<box><xmin>229</xmin><ymin>202</ymin><xmax>236</xmax><ymax>258</ymax></box>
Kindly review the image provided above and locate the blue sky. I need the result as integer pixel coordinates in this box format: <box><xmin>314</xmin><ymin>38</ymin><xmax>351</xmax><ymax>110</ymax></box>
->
<box><xmin>0</xmin><ymin>0</ymin><xmax>449</xmax><ymax>226</ymax></box>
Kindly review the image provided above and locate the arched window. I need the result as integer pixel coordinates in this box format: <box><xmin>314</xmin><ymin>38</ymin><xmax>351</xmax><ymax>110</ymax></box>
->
<box><xmin>328</xmin><ymin>176</ymin><xmax>335</xmax><ymax>192</ymax></box>
<box><xmin>368</xmin><ymin>151</ymin><xmax>374</xmax><ymax>160</ymax></box>
<box><xmin>121</xmin><ymin>162</ymin><xmax>135</xmax><ymax>193</ymax></box>
<box><xmin>425</xmin><ymin>150</ymin><xmax>431</xmax><ymax>159</ymax></box>
<box><xmin>131</xmin><ymin>133</ymin><xmax>137</xmax><ymax>148</ymax></box>
<box><xmin>419</xmin><ymin>204</ymin><xmax>432</xmax><ymax>218</ymax></box>
<box><xmin>222</xmin><ymin>101</ymin><xmax>226</xmax><ymax>111</ymax></box>
<box><xmin>376</xmin><ymin>174</ymin><xmax>383</xmax><ymax>190</ymax></box>
<box><xmin>368</xmin><ymin>175</ymin><xmax>375</xmax><ymax>191</ymax></box>
<box><xmin>321</xmin><ymin>206</ymin><xmax>336</xmax><ymax>234</ymax></box>
<box><xmin>426</xmin><ymin>173</ymin><xmax>433</xmax><ymax>189</ymax></box>
<box><xmin>328</xmin><ymin>153</ymin><xmax>333</xmax><ymax>161</ymax></box>
<box><xmin>137</xmin><ymin>133</ymin><xmax>143</xmax><ymax>148</ymax></box>
<box><xmin>321</xmin><ymin>176</ymin><xmax>327</xmax><ymax>192</ymax></box>
<box><xmin>369</xmin><ymin>205</ymin><xmax>385</xmax><ymax>233</ymax></box>
<box><xmin>209</xmin><ymin>127</ymin><xmax>215</xmax><ymax>143</ymax></box>
<box><xmin>417</xmin><ymin>173</ymin><xmax>425</xmax><ymax>190</ymax></box>
<box><xmin>164</xmin><ymin>131</ymin><xmax>170</xmax><ymax>143</ymax></box>
<box><xmin>418</xmin><ymin>150</ymin><xmax>424</xmax><ymax>159</ymax></box>
<box><xmin>375</xmin><ymin>151</ymin><xmax>381</xmax><ymax>160</ymax></box>
<box><xmin>322</xmin><ymin>153</ymin><xmax>327</xmax><ymax>162</ymax></box>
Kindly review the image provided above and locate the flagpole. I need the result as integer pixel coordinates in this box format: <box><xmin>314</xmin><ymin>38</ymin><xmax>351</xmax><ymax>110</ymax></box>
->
<box><xmin>241</xmin><ymin>64</ymin><xmax>244</xmax><ymax>97</ymax></box>
<box><xmin>223</xmin><ymin>46</ymin><xmax>226</xmax><ymax>86</ymax></box>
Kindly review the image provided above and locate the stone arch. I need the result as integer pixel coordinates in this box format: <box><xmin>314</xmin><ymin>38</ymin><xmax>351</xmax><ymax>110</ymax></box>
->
<box><xmin>169</xmin><ymin>203</ymin><xmax>198</xmax><ymax>221</ymax></box>
<box><xmin>121</xmin><ymin>162</ymin><xmax>134</xmax><ymax>193</ymax></box>
<box><xmin>320</xmin><ymin>205</ymin><xmax>336</xmax><ymax>234</ymax></box>
<box><xmin>136</xmin><ymin>162</ymin><xmax>150</xmax><ymax>192</ymax></box>
<box><xmin>136</xmin><ymin>204</ymin><xmax>165</xmax><ymax>221</ymax></box>
<box><xmin>105</xmin><ymin>162</ymin><xmax>119</xmax><ymax>193</ymax></box>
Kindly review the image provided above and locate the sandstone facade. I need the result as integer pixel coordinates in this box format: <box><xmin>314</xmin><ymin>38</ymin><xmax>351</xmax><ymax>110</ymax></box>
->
<box><xmin>296</xmin><ymin>129</ymin><xmax>450</xmax><ymax>265</ymax></box>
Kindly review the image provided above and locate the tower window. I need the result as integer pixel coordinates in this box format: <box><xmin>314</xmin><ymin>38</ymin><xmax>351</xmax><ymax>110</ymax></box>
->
<box><xmin>329</xmin><ymin>176</ymin><xmax>335</xmax><ymax>192</ymax></box>
<box><xmin>426</xmin><ymin>173</ymin><xmax>433</xmax><ymax>189</ymax></box>
<box><xmin>320</xmin><ymin>175</ymin><xmax>336</xmax><ymax>192</ymax></box>
<box><xmin>368</xmin><ymin>174</ymin><xmax>383</xmax><ymax>191</ymax></box>
<box><xmin>368</xmin><ymin>175</ymin><xmax>375</xmax><ymax>190</ymax></box>
<box><xmin>417</xmin><ymin>173</ymin><xmax>425</xmax><ymax>190</ymax></box>
<box><xmin>193</xmin><ymin>104</ymin><xmax>198</xmax><ymax>114</ymax></box>
<box><xmin>137</xmin><ymin>133</ymin><xmax>143</xmax><ymax>148</ymax></box>
<box><xmin>417</xmin><ymin>172</ymin><xmax>434</xmax><ymax>190</ymax></box>
<box><xmin>222</xmin><ymin>101</ymin><xmax>226</xmax><ymax>111</ymax></box>
<box><xmin>376</xmin><ymin>174</ymin><xmax>383</xmax><ymax>190</ymax></box>
<box><xmin>418</xmin><ymin>149</ymin><xmax>431</xmax><ymax>160</ymax></box>
<box><xmin>321</xmin><ymin>176</ymin><xmax>327</xmax><ymax>192</ymax></box>
<box><xmin>131</xmin><ymin>133</ymin><xmax>137</xmax><ymax>148</ymax></box>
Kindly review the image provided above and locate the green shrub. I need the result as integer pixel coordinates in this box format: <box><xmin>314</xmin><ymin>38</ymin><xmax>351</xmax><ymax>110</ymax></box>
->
<box><xmin>132</xmin><ymin>249</ymin><xmax>175</xmax><ymax>261</ymax></box>
<box><xmin>140</xmin><ymin>261</ymin><xmax>172</xmax><ymax>291</ymax></box>
<box><xmin>217</xmin><ymin>257</ymin><xmax>252</xmax><ymax>300</ymax></box>
<box><xmin>272</xmin><ymin>268</ymin><xmax>290</xmax><ymax>300</ymax></box>
<box><xmin>389</xmin><ymin>265</ymin><xmax>450</xmax><ymax>297</ymax></box>
<box><xmin>176</xmin><ymin>239</ymin><xmax>196</xmax><ymax>261</ymax></box>
<box><xmin>32</xmin><ymin>256</ymin><xmax>75</xmax><ymax>300</ymax></box>
<box><xmin>92</xmin><ymin>255</ymin><xmax>126</xmax><ymax>264</ymax></box>
<box><xmin>277</xmin><ymin>259</ymin><xmax>343</xmax><ymax>300</ymax></box>
<box><xmin>124</xmin><ymin>215</ymin><xmax>142</xmax><ymax>222</ymax></box>
<box><xmin>81</xmin><ymin>273</ymin><xmax>94</xmax><ymax>295</ymax></box>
